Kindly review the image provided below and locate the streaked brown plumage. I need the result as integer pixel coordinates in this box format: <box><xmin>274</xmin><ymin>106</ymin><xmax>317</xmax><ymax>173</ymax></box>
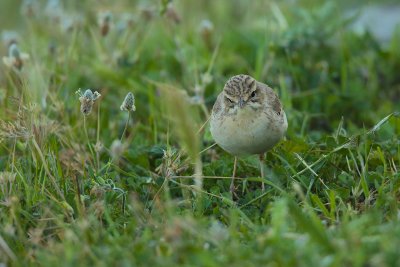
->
<box><xmin>210</xmin><ymin>74</ymin><xmax>288</xmax><ymax>194</ymax></box>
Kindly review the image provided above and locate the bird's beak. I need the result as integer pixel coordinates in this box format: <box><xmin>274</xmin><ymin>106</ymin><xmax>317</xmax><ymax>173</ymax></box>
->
<box><xmin>239</xmin><ymin>98</ymin><xmax>245</xmax><ymax>108</ymax></box>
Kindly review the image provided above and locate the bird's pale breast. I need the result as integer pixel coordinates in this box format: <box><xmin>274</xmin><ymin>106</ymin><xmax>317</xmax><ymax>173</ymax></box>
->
<box><xmin>210</xmin><ymin>106</ymin><xmax>287</xmax><ymax>156</ymax></box>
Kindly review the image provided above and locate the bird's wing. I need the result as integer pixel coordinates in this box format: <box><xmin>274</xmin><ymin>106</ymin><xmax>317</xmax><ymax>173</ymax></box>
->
<box><xmin>257</xmin><ymin>82</ymin><xmax>283</xmax><ymax>115</ymax></box>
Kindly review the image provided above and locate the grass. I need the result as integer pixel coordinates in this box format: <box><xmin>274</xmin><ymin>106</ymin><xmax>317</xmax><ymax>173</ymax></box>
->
<box><xmin>1</xmin><ymin>0</ymin><xmax>400</xmax><ymax>266</ymax></box>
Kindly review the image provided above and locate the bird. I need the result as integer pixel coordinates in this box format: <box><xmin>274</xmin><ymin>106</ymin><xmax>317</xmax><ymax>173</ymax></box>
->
<box><xmin>210</xmin><ymin>74</ymin><xmax>288</xmax><ymax>195</ymax></box>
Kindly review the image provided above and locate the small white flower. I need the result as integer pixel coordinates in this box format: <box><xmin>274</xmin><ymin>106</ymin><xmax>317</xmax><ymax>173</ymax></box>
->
<box><xmin>120</xmin><ymin>92</ymin><xmax>136</xmax><ymax>112</ymax></box>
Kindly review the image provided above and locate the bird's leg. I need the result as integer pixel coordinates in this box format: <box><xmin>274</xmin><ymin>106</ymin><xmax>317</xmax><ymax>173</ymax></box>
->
<box><xmin>230</xmin><ymin>156</ymin><xmax>238</xmax><ymax>196</ymax></box>
<box><xmin>259</xmin><ymin>154</ymin><xmax>265</xmax><ymax>192</ymax></box>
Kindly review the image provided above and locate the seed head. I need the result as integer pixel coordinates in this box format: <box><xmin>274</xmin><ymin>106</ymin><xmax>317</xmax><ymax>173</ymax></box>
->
<box><xmin>120</xmin><ymin>92</ymin><xmax>136</xmax><ymax>112</ymax></box>
<box><xmin>98</xmin><ymin>11</ymin><xmax>113</xmax><ymax>36</ymax></box>
<box><xmin>199</xmin><ymin>19</ymin><xmax>214</xmax><ymax>47</ymax></box>
<box><xmin>165</xmin><ymin>2</ymin><xmax>181</xmax><ymax>24</ymax></box>
<box><xmin>76</xmin><ymin>89</ymin><xmax>101</xmax><ymax>116</ymax></box>
<box><xmin>199</xmin><ymin>20</ymin><xmax>214</xmax><ymax>33</ymax></box>
<box><xmin>140</xmin><ymin>5</ymin><xmax>155</xmax><ymax>21</ymax></box>
<box><xmin>2</xmin><ymin>43</ymin><xmax>29</xmax><ymax>70</ymax></box>
<box><xmin>9</xmin><ymin>43</ymin><xmax>20</xmax><ymax>58</ymax></box>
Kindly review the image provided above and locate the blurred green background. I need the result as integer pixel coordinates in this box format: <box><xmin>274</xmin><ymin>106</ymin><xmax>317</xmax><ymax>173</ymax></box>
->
<box><xmin>0</xmin><ymin>0</ymin><xmax>400</xmax><ymax>266</ymax></box>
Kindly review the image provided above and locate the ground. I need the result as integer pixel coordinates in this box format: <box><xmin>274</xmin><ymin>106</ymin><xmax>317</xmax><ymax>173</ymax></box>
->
<box><xmin>0</xmin><ymin>0</ymin><xmax>400</xmax><ymax>266</ymax></box>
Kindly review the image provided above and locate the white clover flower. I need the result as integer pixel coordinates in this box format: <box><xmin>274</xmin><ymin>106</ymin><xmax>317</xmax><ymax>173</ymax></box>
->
<box><xmin>120</xmin><ymin>92</ymin><xmax>136</xmax><ymax>112</ymax></box>
<box><xmin>76</xmin><ymin>89</ymin><xmax>101</xmax><ymax>115</ymax></box>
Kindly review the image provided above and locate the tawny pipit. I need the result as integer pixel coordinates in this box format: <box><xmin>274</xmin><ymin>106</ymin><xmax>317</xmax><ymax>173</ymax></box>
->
<box><xmin>210</xmin><ymin>74</ymin><xmax>288</xmax><ymax>194</ymax></box>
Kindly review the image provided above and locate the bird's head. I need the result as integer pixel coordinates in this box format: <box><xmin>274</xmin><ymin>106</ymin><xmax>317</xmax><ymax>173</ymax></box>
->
<box><xmin>223</xmin><ymin>74</ymin><xmax>263</xmax><ymax>112</ymax></box>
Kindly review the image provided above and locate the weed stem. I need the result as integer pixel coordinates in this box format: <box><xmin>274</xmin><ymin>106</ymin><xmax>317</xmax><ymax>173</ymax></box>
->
<box><xmin>120</xmin><ymin>111</ymin><xmax>131</xmax><ymax>141</ymax></box>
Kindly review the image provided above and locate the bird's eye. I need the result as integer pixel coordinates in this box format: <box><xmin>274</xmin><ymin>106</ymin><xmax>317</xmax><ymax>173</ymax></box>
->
<box><xmin>251</xmin><ymin>91</ymin><xmax>256</xmax><ymax>98</ymax></box>
<box><xmin>226</xmin><ymin>98</ymin><xmax>234</xmax><ymax>103</ymax></box>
